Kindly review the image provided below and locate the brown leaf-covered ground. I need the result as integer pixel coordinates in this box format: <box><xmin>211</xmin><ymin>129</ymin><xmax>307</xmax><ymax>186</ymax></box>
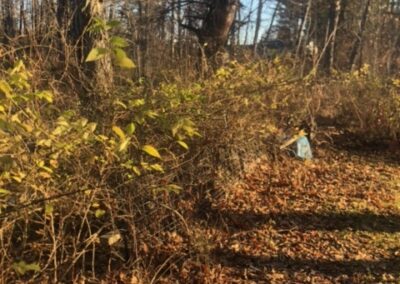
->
<box><xmin>176</xmin><ymin>140</ymin><xmax>400</xmax><ymax>283</ymax></box>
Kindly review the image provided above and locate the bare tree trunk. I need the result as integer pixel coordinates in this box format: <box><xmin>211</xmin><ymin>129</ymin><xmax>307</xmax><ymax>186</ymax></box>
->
<box><xmin>373</xmin><ymin>0</ymin><xmax>384</xmax><ymax>74</ymax></box>
<box><xmin>19</xmin><ymin>0</ymin><xmax>24</xmax><ymax>35</ymax></box>
<box><xmin>349</xmin><ymin>0</ymin><xmax>371</xmax><ymax>70</ymax></box>
<box><xmin>198</xmin><ymin>0</ymin><xmax>239</xmax><ymax>59</ymax></box>
<box><xmin>170</xmin><ymin>0</ymin><xmax>176</xmax><ymax>58</ymax></box>
<box><xmin>31</xmin><ymin>0</ymin><xmax>38</xmax><ymax>40</ymax></box>
<box><xmin>62</xmin><ymin>0</ymin><xmax>113</xmax><ymax>101</ymax></box>
<box><xmin>3</xmin><ymin>0</ymin><xmax>16</xmax><ymax>44</ymax></box>
<box><xmin>177</xmin><ymin>0</ymin><xmax>183</xmax><ymax>59</ymax></box>
<box><xmin>253</xmin><ymin>0</ymin><xmax>263</xmax><ymax>55</ymax></box>
<box><xmin>329</xmin><ymin>0</ymin><xmax>342</xmax><ymax>70</ymax></box>
<box><xmin>264</xmin><ymin>0</ymin><xmax>280</xmax><ymax>44</ymax></box>
<box><xmin>244</xmin><ymin>0</ymin><xmax>254</xmax><ymax>45</ymax></box>
<box><xmin>236</xmin><ymin>4</ymin><xmax>241</xmax><ymax>45</ymax></box>
<box><xmin>296</xmin><ymin>0</ymin><xmax>313</xmax><ymax>58</ymax></box>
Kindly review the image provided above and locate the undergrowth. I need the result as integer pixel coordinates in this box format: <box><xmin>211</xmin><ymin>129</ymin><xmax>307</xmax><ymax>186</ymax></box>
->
<box><xmin>0</xmin><ymin>57</ymin><xmax>399</xmax><ymax>282</ymax></box>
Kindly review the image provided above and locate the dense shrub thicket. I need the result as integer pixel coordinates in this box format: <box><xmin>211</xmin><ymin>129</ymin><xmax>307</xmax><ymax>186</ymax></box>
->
<box><xmin>0</xmin><ymin>58</ymin><xmax>399</xmax><ymax>282</ymax></box>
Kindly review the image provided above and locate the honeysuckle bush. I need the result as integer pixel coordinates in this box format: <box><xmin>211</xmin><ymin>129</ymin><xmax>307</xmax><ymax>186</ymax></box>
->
<box><xmin>0</xmin><ymin>57</ymin><xmax>399</xmax><ymax>282</ymax></box>
<box><xmin>0</xmin><ymin>61</ymin><xmax>199</xmax><ymax>282</ymax></box>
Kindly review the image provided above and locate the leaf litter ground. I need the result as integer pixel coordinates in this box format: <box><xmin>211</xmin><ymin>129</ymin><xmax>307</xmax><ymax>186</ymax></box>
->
<box><xmin>176</xmin><ymin>142</ymin><xmax>400</xmax><ymax>283</ymax></box>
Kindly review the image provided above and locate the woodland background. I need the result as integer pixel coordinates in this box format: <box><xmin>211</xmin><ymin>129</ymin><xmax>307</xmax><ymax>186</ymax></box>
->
<box><xmin>0</xmin><ymin>0</ymin><xmax>400</xmax><ymax>283</ymax></box>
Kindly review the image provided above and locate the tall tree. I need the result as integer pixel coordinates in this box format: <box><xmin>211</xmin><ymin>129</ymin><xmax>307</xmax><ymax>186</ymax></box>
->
<box><xmin>58</xmin><ymin>0</ymin><xmax>113</xmax><ymax>99</ymax></box>
<box><xmin>253</xmin><ymin>0</ymin><xmax>264</xmax><ymax>54</ymax></box>
<box><xmin>348</xmin><ymin>0</ymin><xmax>371</xmax><ymax>70</ymax></box>
<box><xmin>3</xmin><ymin>0</ymin><xmax>16</xmax><ymax>44</ymax></box>
<box><xmin>183</xmin><ymin>0</ymin><xmax>239</xmax><ymax>58</ymax></box>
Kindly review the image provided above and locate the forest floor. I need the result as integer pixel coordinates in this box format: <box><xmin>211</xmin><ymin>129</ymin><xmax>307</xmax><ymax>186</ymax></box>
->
<box><xmin>179</xmin><ymin>133</ymin><xmax>400</xmax><ymax>283</ymax></box>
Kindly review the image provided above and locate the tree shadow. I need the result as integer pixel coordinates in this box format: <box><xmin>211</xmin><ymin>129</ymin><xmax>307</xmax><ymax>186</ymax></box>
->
<box><xmin>213</xmin><ymin>248</ymin><xmax>400</xmax><ymax>278</ymax></box>
<box><xmin>203</xmin><ymin>208</ymin><xmax>400</xmax><ymax>233</ymax></box>
<box><xmin>328</xmin><ymin>131</ymin><xmax>400</xmax><ymax>166</ymax></box>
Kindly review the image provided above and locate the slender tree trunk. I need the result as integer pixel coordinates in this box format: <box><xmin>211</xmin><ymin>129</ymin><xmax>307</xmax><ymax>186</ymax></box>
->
<box><xmin>264</xmin><ymin>0</ymin><xmax>280</xmax><ymax>43</ymax></box>
<box><xmin>63</xmin><ymin>0</ymin><xmax>113</xmax><ymax>100</ymax></box>
<box><xmin>349</xmin><ymin>0</ymin><xmax>371</xmax><ymax>70</ymax></box>
<box><xmin>329</xmin><ymin>0</ymin><xmax>342</xmax><ymax>70</ymax></box>
<box><xmin>244</xmin><ymin>0</ymin><xmax>254</xmax><ymax>45</ymax></box>
<box><xmin>19</xmin><ymin>0</ymin><xmax>24</xmax><ymax>35</ymax></box>
<box><xmin>3</xmin><ymin>0</ymin><xmax>16</xmax><ymax>44</ymax></box>
<box><xmin>236</xmin><ymin>4</ymin><xmax>241</xmax><ymax>45</ymax></box>
<box><xmin>253</xmin><ymin>0</ymin><xmax>263</xmax><ymax>55</ymax></box>
<box><xmin>170</xmin><ymin>0</ymin><xmax>176</xmax><ymax>58</ymax></box>
<box><xmin>198</xmin><ymin>0</ymin><xmax>239</xmax><ymax>58</ymax></box>
<box><xmin>296</xmin><ymin>0</ymin><xmax>313</xmax><ymax>58</ymax></box>
<box><xmin>177</xmin><ymin>0</ymin><xmax>183</xmax><ymax>59</ymax></box>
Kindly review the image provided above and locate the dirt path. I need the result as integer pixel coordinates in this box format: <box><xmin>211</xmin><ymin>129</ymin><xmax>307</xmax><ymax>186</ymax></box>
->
<box><xmin>183</xmin><ymin>147</ymin><xmax>400</xmax><ymax>283</ymax></box>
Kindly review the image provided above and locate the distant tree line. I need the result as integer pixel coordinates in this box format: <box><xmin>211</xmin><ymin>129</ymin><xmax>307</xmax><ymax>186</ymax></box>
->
<box><xmin>1</xmin><ymin>0</ymin><xmax>399</xmax><ymax>77</ymax></box>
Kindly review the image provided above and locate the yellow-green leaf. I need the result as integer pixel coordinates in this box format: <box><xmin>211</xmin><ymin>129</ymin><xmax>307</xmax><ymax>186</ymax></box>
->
<box><xmin>0</xmin><ymin>80</ymin><xmax>12</xmax><ymax>98</ymax></box>
<box><xmin>35</xmin><ymin>90</ymin><xmax>53</xmax><ymax>103</ymax></box>
<box><xmin>95</xmin><ymin>209</ymin><xmax>106</xmax><ymax>218</ymax></box>
<box><xmin>177</xmin><ymin>140</ymin><xmax>189</xmax><ymax>150</ymax></box>
<box><xmin>118</xmin><ymin>139</ymin><xmax>130</xmax><ymax>152</ymax></box>
<box><xmin>144</xmin><ymin>110</ymin><xmax>158</xmax><ymax>119</ymax></box>
<box><xmin>108</xmin><ymin>233</ymin><xmax>121</xmax><ymax>246</ymax></box>
<box><xmin>87</xmin><ymin>122</ymin><xmax>97</xmax><ymax>132</ymax></box>
<box><xmin>126</xmin><ymin>123</ymin><xmax>135</xmax><ymax>135</ymax></box>
<box><xmin>85</xmin><ymin>47</ymin><xmax>108</xmax><ymax>62</ymax></box>
<box><xmin>0</xmin><ymin>188</ymin><xmax>11</xmax><ymax>195</ymax></box>
<box><xmin>116</xmin><ymin>57</ymin><xmax>136</xmax><ymax>69</ymax></box>
<box><xmin>154</xmin><ymin>184</ymin><xmax>182</xmax><ymax>194</ymax></box>
<box><xmin>129</xmin><ymin>99</ymin><xmax>145</xmax><ymax>107</ymax></box>
<box><xmin>114</xmin><ymin>48</ymin><xmax>136</xmax><ymax>69</ymax></box>
<box><xmin>110</xmin><ymin>36</ymin><xmax>128</xmax><ymax>48</ymax></box>
<box><xmin>45</xmin><ymin>204</ymin><xmax>54</xmax><ymax>215</ymax></box>
<box><xmin>142</xmin><ymin>145</ymin><xmax>161</xmax><ymax>159</ymax></box>
<box><xmin>112</xmin><ymin>126</ymin><xmax>126</xmax><ymax>140</ymax></box>
<box><xmin>12</xmin><ymin>261</ymin><xmax>40</xmax><ymax>275</ymax></box>
<box><xmin>132</xmin><ymin>166</ymin><xmax>141</xmax><ymax>176</ymax></box>
<box><xmin>150</xmin><ymin>163</ymin><xmax>164</xmax><ymax>172</ymax></box>
<box><xmin>113</xmin><ymin>99</ymin><xmax>127</xmax><ymax>109</ymax></box>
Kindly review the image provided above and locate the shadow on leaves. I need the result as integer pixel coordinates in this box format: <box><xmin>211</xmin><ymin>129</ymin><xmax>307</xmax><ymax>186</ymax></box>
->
<box><xmin>204</xmin><ymin>209</ymin><xmax>400</xmax><ymax>233</ymax></box>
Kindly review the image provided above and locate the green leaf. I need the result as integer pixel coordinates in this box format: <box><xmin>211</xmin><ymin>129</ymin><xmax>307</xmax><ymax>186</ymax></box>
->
<box><xmin>142</xmin><ymin>145</ymin><xmax>161</xmax><ymax>159</ymax></box>
<box><xmin>95</xmin><ymin>209</ymin><xmax>106</xmax><ymax>218</ymax></box>
<box><xmin>85</xmin><ymin>47</ymin><xmax>108</xmax><ymax>62</ymax></box>
<box><xmin>112</xmin><ymin>126</ymin><xmax>126</xmax><ymax>140</ymax></box>
<box><xmin>12</xmin><ymin>261</ymin><xmax>40</xmax><ymax>275</ymax></box>
<box><xmin>126</xmin><ymin>123</ymin><xmax>135</xmax><ymax>135</ymax></box>
<box><xmin>177</xmin><ymin>140</ymin><xmax>189</xmax><ymax>150</ymax></box>
<box><xmin>110</xmin><ymin>36</ymin><xmax>128</xmax><ymax>48</ymax></box>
